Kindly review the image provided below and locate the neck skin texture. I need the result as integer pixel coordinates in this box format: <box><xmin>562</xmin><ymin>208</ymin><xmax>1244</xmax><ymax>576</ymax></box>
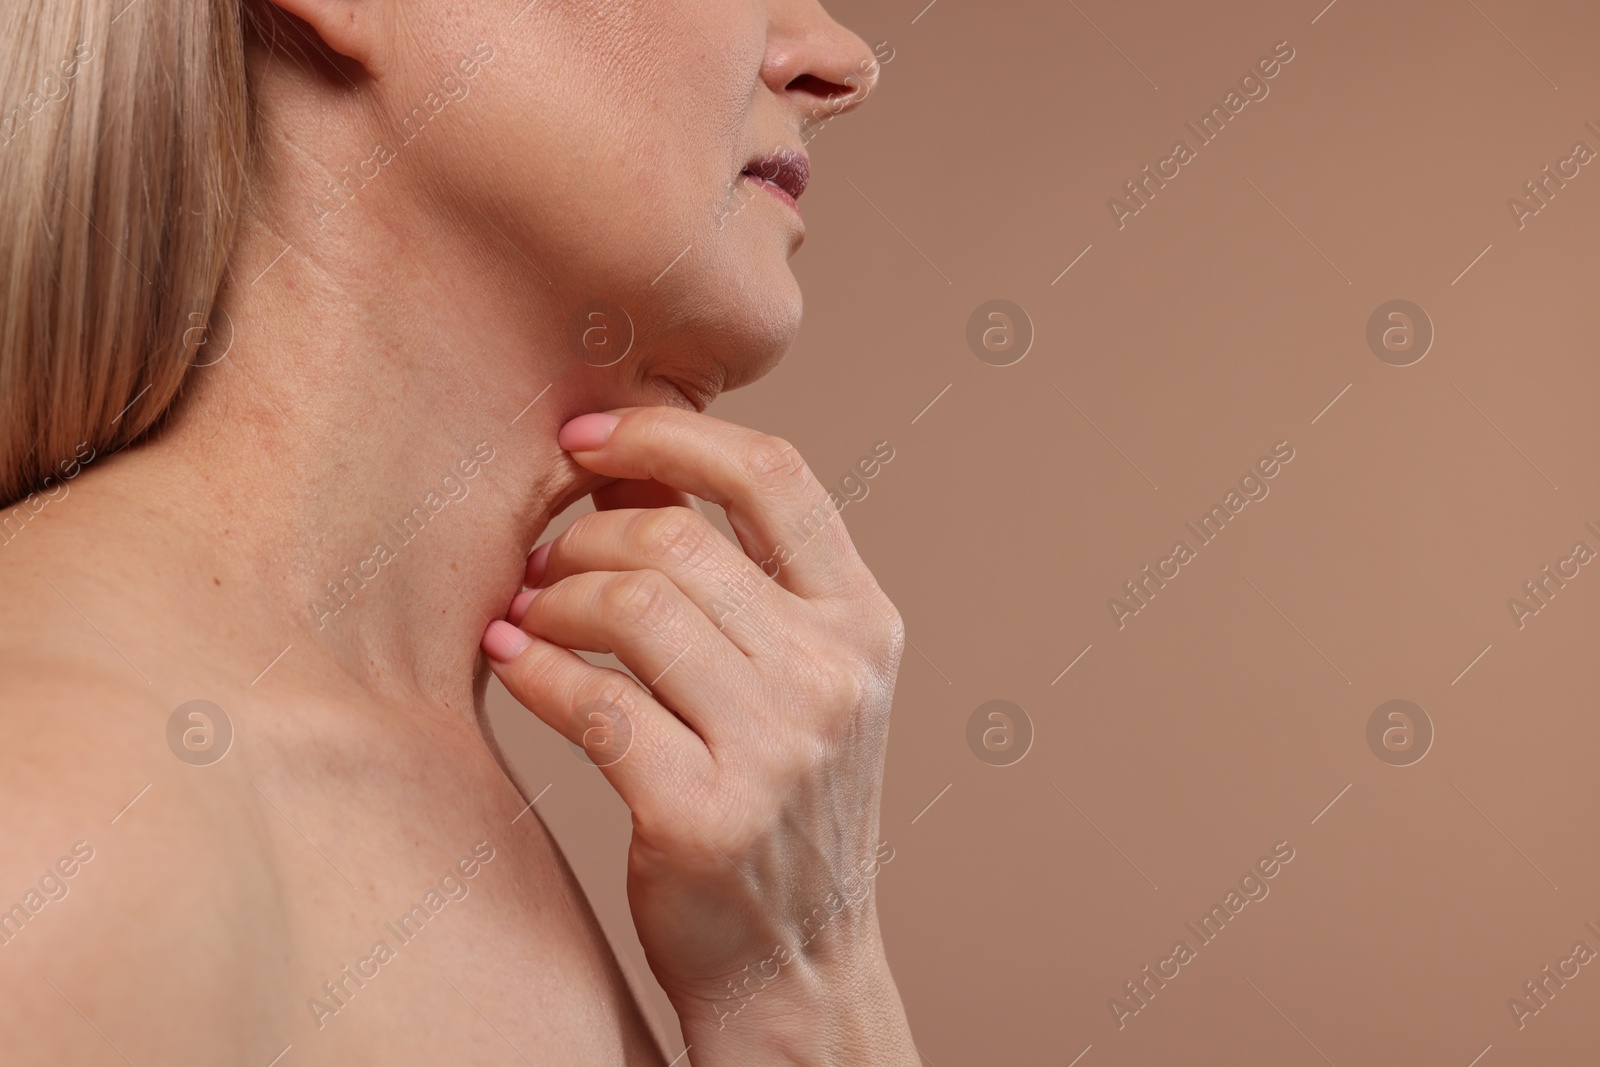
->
<box><xmin>19</xmin><ymin>54</ymin><xmax>699</xmax><ymax>728</ymax></box>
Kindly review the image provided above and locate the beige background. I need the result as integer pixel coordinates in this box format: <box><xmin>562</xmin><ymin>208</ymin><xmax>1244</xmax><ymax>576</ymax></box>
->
<box><xmin>488</xmin><ymin>1</ymin><xmax>1600</xmax><ymax>1062</ymax></box>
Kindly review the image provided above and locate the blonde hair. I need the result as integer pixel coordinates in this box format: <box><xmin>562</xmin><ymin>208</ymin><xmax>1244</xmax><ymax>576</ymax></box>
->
<box><xmin>0</xmin><ymin>0</ymin><xmax>251</xmax><ymax>508</ymax></box>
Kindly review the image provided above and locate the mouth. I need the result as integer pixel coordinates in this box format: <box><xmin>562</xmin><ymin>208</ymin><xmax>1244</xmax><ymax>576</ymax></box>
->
<box><xmin>740</xmin><ymin>148</ymin><xmax>810</xmax><ymax>209</ymax></box>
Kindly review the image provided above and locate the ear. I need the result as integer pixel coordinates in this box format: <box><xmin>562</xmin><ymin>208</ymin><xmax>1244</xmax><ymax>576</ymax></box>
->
<box><xmin>263</xmin><ymin>0</ymin><xmax>381</xmax><ymax>70</ymax></box>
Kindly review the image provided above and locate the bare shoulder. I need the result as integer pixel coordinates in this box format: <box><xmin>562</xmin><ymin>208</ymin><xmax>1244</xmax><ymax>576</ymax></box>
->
<box><xmin>0</xmin><ymin>663</ymin><xmax>294</xmax><ymax>1064</ymax></box>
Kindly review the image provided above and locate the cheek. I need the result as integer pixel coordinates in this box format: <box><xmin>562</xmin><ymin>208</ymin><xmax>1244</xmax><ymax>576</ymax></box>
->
<box><xmin>476</xmin><ymin>23</ymin><xmax>753</xmax><ymax>277</ymax></box>
<box><xmin>408</xmin><ymin>1</ymin><xmax>794</xmax><ymax>379</ymax></box>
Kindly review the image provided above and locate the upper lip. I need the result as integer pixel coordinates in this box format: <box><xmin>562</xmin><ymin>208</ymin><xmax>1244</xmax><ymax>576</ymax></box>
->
<box><xmin>741</xmin><ymin>148</ymin><xmax>810</xmax><ymax>200</ymax></box>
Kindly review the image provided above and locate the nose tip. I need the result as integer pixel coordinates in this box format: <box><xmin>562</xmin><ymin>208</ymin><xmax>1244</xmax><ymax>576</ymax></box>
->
<box><xmin>836</xmin><ymin>57</ymin><xmax>880</xmax><ymax>115</ymax></box>
<box><xmin>824</xmin><ymin>31</ymin><xmax>884</xmax><ymax>118</ymax></box>
<box><xmin>763</xmin><ymin>4</ymin><xmax>884</xmax><ymax>127</ymax></box>
<box><xmin>790</xmin><ymin>55</ymin><xmax>879</xmax><ymax>139</ymax></box>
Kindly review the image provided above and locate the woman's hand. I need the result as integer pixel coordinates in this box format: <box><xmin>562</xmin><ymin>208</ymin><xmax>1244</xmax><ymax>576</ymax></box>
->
<box><xmin>480</xmin><ymin>406</ymin><xmax>917</xmax><ymax>1065</ymax></box>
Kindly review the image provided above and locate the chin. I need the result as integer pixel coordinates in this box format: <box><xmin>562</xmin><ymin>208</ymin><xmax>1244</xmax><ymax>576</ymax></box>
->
<box><xmin>626</xmin><ymin>248</ymin><xmax>802</xmax><ymax>410</ymax></box>
<box><xmin>727</xmin><ymin>267</ymin><xmax>803</xmax><ymax>388</ymax></box>
<box><xmin>722</xmin><ymin>307</ymin><xmax>801</xmax><ymax>394</ymax></box>
<box><xmin>661</xmin><ymin>271</ymin><xmax>801</xmax><ymax>399</ymax></box>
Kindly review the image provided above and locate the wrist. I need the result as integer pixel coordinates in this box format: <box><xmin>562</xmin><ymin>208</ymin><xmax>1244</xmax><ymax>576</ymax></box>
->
<box><xmin>669</xmin><ymin>927</ymin><xmax>917</xmax><ymax>1067</ymax></box>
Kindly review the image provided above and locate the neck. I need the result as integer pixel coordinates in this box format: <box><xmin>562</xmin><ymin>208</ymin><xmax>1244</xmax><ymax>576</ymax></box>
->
<box><xmin>35</xmin><ymin>143</ymin><xmax>687</xmax><ymax>721</ymax></box>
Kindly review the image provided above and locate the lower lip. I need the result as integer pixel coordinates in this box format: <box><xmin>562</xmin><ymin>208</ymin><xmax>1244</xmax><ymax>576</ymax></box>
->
<box><xmin>740</xmin><ymin>173</ymin><xmax>803</xmax><ymax>220</ymax></box>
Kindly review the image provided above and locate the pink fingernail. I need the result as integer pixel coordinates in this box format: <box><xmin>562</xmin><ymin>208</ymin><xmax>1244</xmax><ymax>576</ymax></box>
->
<box><xmin>559</xmin><ymin>413</ymin><xmax>620</xmax><ymax>452</ymax></box>
<box><xmin>507</xmin><ymin>587</ymin><xmax>540</xmax><ymax>626</ymax></box>
<box><xmin>483</xmin><ymin>620</ymin><xmax>533</xmax><ymax>663</ymax></box>
<box><xmin>524</xmin><ymin>541</ymin><xmax>553</xmax><ymax>587</ymax></box>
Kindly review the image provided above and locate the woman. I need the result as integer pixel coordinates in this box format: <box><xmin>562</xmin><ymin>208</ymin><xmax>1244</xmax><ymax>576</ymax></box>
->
<box><xmin>0</xmin><ymin>0</ymin><xmax>917</xmax><ymax>1062</ymax></box>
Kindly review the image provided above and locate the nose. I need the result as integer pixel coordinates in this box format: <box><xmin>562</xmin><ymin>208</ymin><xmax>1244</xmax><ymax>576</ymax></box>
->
<box><xmin>760</xmin><ymin>0</ymin><xmax>882</xmax><ymax>132</ymax></box>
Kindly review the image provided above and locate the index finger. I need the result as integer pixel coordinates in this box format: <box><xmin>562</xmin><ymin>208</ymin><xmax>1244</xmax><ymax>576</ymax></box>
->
<box><xmin>558</xmin><ymin>407</ymin><xmax>864</xmax><ymax>599</ymax></box>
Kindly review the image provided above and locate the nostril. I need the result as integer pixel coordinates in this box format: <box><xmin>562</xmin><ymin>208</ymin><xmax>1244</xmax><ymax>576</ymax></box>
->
<box><xmin>785</xmin><ymin>73</ymin><xmax>857</xmax><ymax>104</ymax></box>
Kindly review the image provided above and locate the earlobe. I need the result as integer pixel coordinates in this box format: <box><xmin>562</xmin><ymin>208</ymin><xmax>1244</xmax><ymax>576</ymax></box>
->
<box><xmin>263</xmin><ymin>0</ymin><xmax>379</xmax><ymax>69</ymax></box>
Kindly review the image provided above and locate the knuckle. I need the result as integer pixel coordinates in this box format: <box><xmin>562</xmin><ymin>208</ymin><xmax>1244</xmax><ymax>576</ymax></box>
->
<box><xmin>635</xmin><ymin>506</ymin><xmax>717</xmax><ymax>570</ymax></box>
<box><xmin>879</xmin><ymin>599</ymin><xmax>906</xmax><ymax>661</ymax></box>
<box><xmin>832</xmin><ymin>659</ymin><xmax>867</xmax><ymax>713</ymax></box>
<box><xmin>577</xmin><ymin>670</ymin><xmax>640</xmax><ymax>722</ymax></box>
<box><xmin>510</xmin><ymin>640</ymin><xmax>559</xmax><ymax>696</ymax></box>
<box><xmin>851</xmin><ymin>585</ymin><xmax>905</xmax><ymax>663</ymax></box>
<box><xmin>747</xmin><ymin>729</ymin><xmax>830</xmax><ymax>813</ymax></box>
<box><xmin>744</xmin><ymin>434</ymin><xmax>810</xmax><ymax>489</ymax></box>
<box><xmin>797</xmin><ymin>648</ymin><xmax>863</xmax><ymax>714</ymax></box>
<box><xmin>602</xmin><ymin>570</ymin><xmax>677</xmax><ymax>631</ymax></box>
<box><xmin>570</xmin><ymin>670</ymin><xmax>643</xmax><ymax>751</ymax></box>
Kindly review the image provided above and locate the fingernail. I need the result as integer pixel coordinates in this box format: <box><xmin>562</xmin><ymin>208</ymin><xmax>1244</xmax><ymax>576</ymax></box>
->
<box><xmin>506</xmin><ymin>587</ymin><xmax>540</xmax><ymax>626</ymax></box>
<box><xmin>524</xmin><ymin>540</ymin><xmax>553</xmax><ymax>587</ymax></box>
<box><xmin>559</xmin><ymin>413</ymin><xmax>620</xmax><ymax>452</ymax></box>
<box><xmin>483</xmin><ymin>620</ymin><xmax>534</xmax><ymax>663</ymax></box>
